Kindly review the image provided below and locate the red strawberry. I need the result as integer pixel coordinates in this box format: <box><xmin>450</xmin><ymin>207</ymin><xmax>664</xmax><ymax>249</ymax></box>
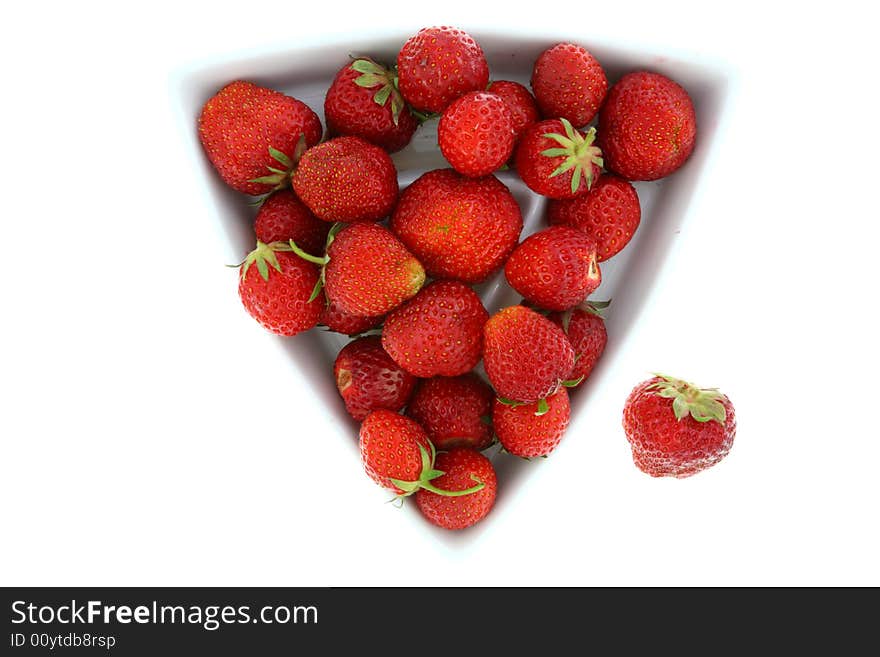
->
<box><xmin>407</xmin><ymin>374</ymin><xmax>495</xmax><ymax>451</ymax></box>
<box><xmin>548</xmin><ymin>302</ymin><xmax>608</xmax><ymax>386</ymax></box>
<box><xmin>504</xmin><ymin>226</ymin><xmax>601</xmax><ymax>311</ymax></box>
<box><xmin>382</xmin><ymin>280</ymin><xmax>488</xmax><ymax>378</ymax></box>
<box><xmin>333</xmin><ymin>336</ymin><xmax>416</xmax><ymax>421</ymax></box>
<box><xmin>493</xmin><ymin>387</ymin><xmax>571</xmax><ymax>458</ymax></box>
<box><xmin>515</xmin><ymin>118</ymin><xmax>603</xmax><ymax>199</ymax></box>
<box><xmin>487</xmin><ymin>80</ymin><xmax>540</xmax><ymax>139</ymax></box>
<box><xmin>483</xmin><ymin>305</ymin><xmax>576</xmax><ymax>403</ymax></box>
<box><xmin>320</xmin><ymin>223</ymin><xmax>425</xmax><ymax>317</ymax></box>
<box><xmin>598</xmin><ymin>71</ymin><xmax>697</xmax><ymax>181</ymax></box>
<box><xmin>547</xmin><ymin>174</ymin><xmax>640</xmax><ymax>261</ymax></box>
<box><xmin>438</xmin><ymin>91</ymin><xmax>515</xmax><ymax>177</ymax></box>
<box><xmin>198</xmin><ymin>80</ymin><xmax>321</xmax><ymax>196</ymax></box>
<box><xmin>390</xmin><ymin>169</ymin><xmax>523</xmax><ymax>284</ymax></box>
<box><xmin>531</xmin><ymin>43</ymin><xmax>608</xmax><ymax>127</ymax></box>
<box><xmin>319</xmin><ymin>299</ymin><xmax>383</xmax><ymax>336</ymax></box>
<box><xmin>253</xmin><ymin>189</ymin><xmax>330</xmax><ymax>255</ymax></box>
<box><xmin>324</xmin><ymin>57</ymin><xmax>418</xmax><ymax>153</ymax></box>
<box><xmin>359</xmin><ymin>410</ymin><xmax>485</xmax><ymax>499</ymax></box>
<box><xmin>622</xmin><ymin>375</ymin><xmax>736</xmax><ymax>478</ymax></box>
<box><xmin>237</xmin><ymin>241</ymin><xmax>322</xmax><ymax>336</ymax></box>
<box><xmin>397</xmin><ymin>26</ymin><xmax>489</xmax><ymax>113</ymax></box>
<box><xmin>415</xmin><ymin>448</ymin><xmax>497</xmax><ymax>530</ymax></box>
<box><xmin>292</xmin><ymin>136</ymin><xmax>398</xmax><ymax>223</ymax></box>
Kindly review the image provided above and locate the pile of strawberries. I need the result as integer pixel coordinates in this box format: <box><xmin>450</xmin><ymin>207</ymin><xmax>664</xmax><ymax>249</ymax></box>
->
<box><xmin>197</xmin><ymin>27</ymin><xmax>736</xmax><ymax>531</ymax></box>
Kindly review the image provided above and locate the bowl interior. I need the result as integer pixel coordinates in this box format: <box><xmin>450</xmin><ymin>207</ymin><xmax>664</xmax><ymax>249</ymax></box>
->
<box><xmin>174</xmin><ymin>30</ymin><xmax>730</xmax><ymax>535</ymax></box>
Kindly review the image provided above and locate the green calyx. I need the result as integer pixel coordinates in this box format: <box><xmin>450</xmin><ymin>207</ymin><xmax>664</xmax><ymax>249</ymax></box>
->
<box><xmin>350</xmin><ymin>57</ymin><xmax>407</xmax><ymax>127</ymax></box>
<box><xmin>648</xmin><ymin>374</ymin><xmax>727</xmax><ymax>425</ymax></box>
<box><xmin>240</xmin><ymin>240</ymin><xmax>294</xmax><ymax>281</ymax></box>
<box><xmin>541</xmin><ymin>118</ymin><xmax>604</xmax><ymax>194</ymax></box>
<box><xmin>389</xmin><ymin>441</ymin><xmax>485</xmax><ymax>498</ymax></box>
<box><xmin>498</xmin><ymin>396</ymin><xmax>554</xmax><ymax>417</ymax></box>
<box><xmin>558</xmin><ymin>299</ymin><xmax>611</xmax><ymax>333</ymax></box>
<box><xmin>288</xmin><ymin>222</ymin><xmax>344</xmax><ymax>304</ymax></box>
<box><xmin>248</xmin><ymin>134</ymin><xmax>309</xmax><ymax>193</ymax></box>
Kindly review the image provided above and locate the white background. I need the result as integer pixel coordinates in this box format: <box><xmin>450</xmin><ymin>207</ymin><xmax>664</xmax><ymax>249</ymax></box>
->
<box><xmin>1</xmin><ymin>1</ymin><xmax>878</xmax><ymax>586</ymax></box>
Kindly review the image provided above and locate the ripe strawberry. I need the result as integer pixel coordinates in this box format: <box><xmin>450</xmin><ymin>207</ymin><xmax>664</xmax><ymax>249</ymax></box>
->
<box><xmin>397</xmin><ymin>26</ymin><xmax>489</xmax><ymax>113</ymax></box>
<box><xmin>333</xmin><ymin>336</ymin><xmax>416</xmax><ymax>421</ymax></box>
<box><xmin>487</xmin><ymin>80</ymin><xmax>540</xmax><ymax>139</ymax></box>
<box><xmin>515</xmin><ymin>118</ymin><xmax>603</xmax><ymax>199</ymax></box>
<box><xmin>598</xmin><ymin>71</ymin><xmax>697</xmax><ymax>181</ymax></box>
<box><xmin>319</xmin><ymin>299</ymin><xmax>383</xmax><ymax>336</ymax></box>
<box><xmin>324</xmin><ymin>57</ymin><xmax>418</xmax><ymax>153</ymax></box>
<box><xmin>322</xmin><ymin>223</ymin><xmax>425</xmax><ymax>316</ymax></box>
<box><xmin>253</xmin><ymin>189</ymin><xmax>330</xmax><ymax>255</ymax></box>
<box><xmin>292</xmin><ymin>136</ymin><xmax>398</xmax><ymax>223</ymax></box>
<box><xmin>407</xmin><ymin>373</ymin><xmax>495</xmax><ymax>451</ymax></box>
<box><xmin>531</xmin><ymin>43</ymin><xmax>608</xmax><ymax>127</ymax></box>
<box><xmin>483</xmin><ymin>305</ymin><xmax>576</xmax><ymax>403</ymax></box>
<box><xmin>237</xmin><ymin>241</ymin><xmax>322</xmax><ymax>336</ymax></box>
<box><xmin>415</xmin><ymin>448</ymin><xmax>497</xmax><ymax>530</ymax></box>
<box><xmin>390</xmin><ymin>169</ymin><xmax>523</xmax><ymax>283</ymax></box>
<box><xmin>359</xmin><ymin>410</ymin><xmax>486</xmax><ymax>498</ymax></box>
<box><xmin>504</xmin><ymin>226</ymin><xmax>601</xmax><ymax>311</ymax></box>
<box><xmin>493</xmin><ymin>387</ymin><xmax>571</xmax><ymax>458</ymax></box>
<box><xmin>546</xmin><ymin>174</ymin><xmax>640</xmax><ymax>261</ymax></box>
<box><xmin>622</xmin><ymin>375</ymin><xmax>736</xmax><ymax>478</ymax></box>
<box><xmin>382</xmin><ymin>280</ymin><xmax>488</xmax><ymax>377</ymax></box>
<box><xmin>548</xmin><ymin>301</ymin><xmax>608</xmax><ymax>386</ymax></box>
<box><xmin>198</xmin><ymin>80</ymin><xmax>322</xmax><ymax>196</ymax></box>
<box><xmin>438</xmin><ymin>91</ymin><xmax>515</xmax><ymax>177</ymax></box>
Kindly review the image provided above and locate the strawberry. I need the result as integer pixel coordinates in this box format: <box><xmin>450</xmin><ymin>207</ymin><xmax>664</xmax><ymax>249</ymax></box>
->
<box><xmin>514</xmin><ymin>118</ymin><xmax>603</xmax><ymax>199</ymax></box>
<box><xmin>597</xmin><ymin>71</ymin><xmax>697</xmax><ymax>181</ymax></box>
<box><xmin>546</xmin><ymin>174</ymin><xmax>640</xmax><ymax>261</ymax></box>
<box><xmin>319</xmin><ymin>299</ymin><xmax>383</xmax><ymax>336</ymax></box>
<box><xmin>397</xmin><ymin>26</ymin><xmax>489</xmax><ymax>113</ymax></box>
<box><xmin>406</xmin><ymin>373</ymin><xmax>495</xmax><ymax>451</ymax></box>
<box><xmin>334</xmin><ymin>336</ymin><xmax>416</xmax><ymax>421</ymax></box>
<box><xmin>324</xmin><ymin>57</ymin><xmax>418</xmax><ymax>153</ymax></box>
<box><xmin>487</xmin><ymin>80</ymin><xmax>540</xmax><ymax>139</ymax></box>
<box><xmin>415</xmin><ymin>448</ymin><xmax>497</xmax><ymax>530</ymax></box>
<box><xmin>237</xmin><ymin>241</ymin><xmax>322</xmax><ymax>336</ymax></box>
<box><xmin>359</xmin><ymin>410</ymin><xmax>485</xmax><ymax>498</ymax></box>
<box><xmin>382</xmin><ymin>280</ymin><xmax>488</xmax><ymax>377</ymax></box>
<box><xmin>483</xmin><ymin>305</ymin><xmax>576</xmax><ymax>403</ymax></box>
<box><xmin>198</xmin><ymin>80</ymin><xmax>322</xmax><ymax>196</ymax></box>
<box><xmin>302</xmin><ymin>222</ymin><xmax>424</xmax><ymax>317</ymax></box>
<box><xmin>438</xmin><ymin>91</ymin><xmax>515</xmax><ymax>177</ymax></box>
<box><xmin>530</xmin><ymin>43</ymin><xmax>608</xmax><ymax>127</ymax></box>
<box><xmin>253</xmin><ymin>189</ymin><xmax>330</xmax><ymax>255</ymax></box>
<box><xmin>493</xmin><ymin>387</ymin><xmax>571</xmax><ymax>458</ymax></box>
<box><xmin>548</xmin><ymin>302</ymin><xmax>608</xmax><ymax>387</ymax></box>
<box><xmin>291</xmin><ymin>135</ymin><xmax>398</xmax><ymax>223</ymax></box>
<box><xmin>390</xmin><ymin>169</ymin><xmax>523</xmax><ymax>284</ymax></box>
<box><xmin>622</xmin><ymin>375</ymin><xmax>736</xmax><ymax>478</ymax></box>
<box><xmin>504</xmin><ymin>226</ymin><xmax>601</xmax><ymax>311</ymax></box>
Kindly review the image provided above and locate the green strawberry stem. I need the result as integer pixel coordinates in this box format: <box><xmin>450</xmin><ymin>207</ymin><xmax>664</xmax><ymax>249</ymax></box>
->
<box><xmin>541</xmin><ymin>118</ymin><xmax>604</xmax><ymax>194</ymax></box>
<box><xmin>289</xmin><ymin>224</ymin><xmax>345</xmax><ymax>305</ymax></box>
<box><xmin>388</xmin><ymin>442</ymin><xmax>485</xmax><ymax>498</ymax></box>
<box><xmin>649</xmin><ymin>374</ymin><xmax>727</xmax><ymax>424</ymax></box>
<box><xmin>418</xmin><ymin>475</ymin><xmax>485</xmax><ymax>497</ymax></box>
<box><xmin>350</xmin><ymin>57</ymin><xmax>408</xmax><ymax>127</ymax></box>
<box><xmin>240</xmin><ymin>240</ymin><xmax>293</xmax><ymax>281</ymax></box>
<box><xmin>247</xmin><ymin>135</ymin><xmax>309</xmax><ymax>191</ymax></box>
<box><xmin>288</xmin><ymin>239</ymin><xmax>328</xmax><ymax>266</ymax></box>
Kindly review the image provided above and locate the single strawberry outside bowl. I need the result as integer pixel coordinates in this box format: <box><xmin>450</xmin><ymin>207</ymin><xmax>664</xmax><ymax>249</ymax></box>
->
<box><xmin>173</xmin><ymin>29</ymin><xmax>732</xmax><ymax>537</ymax></box>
